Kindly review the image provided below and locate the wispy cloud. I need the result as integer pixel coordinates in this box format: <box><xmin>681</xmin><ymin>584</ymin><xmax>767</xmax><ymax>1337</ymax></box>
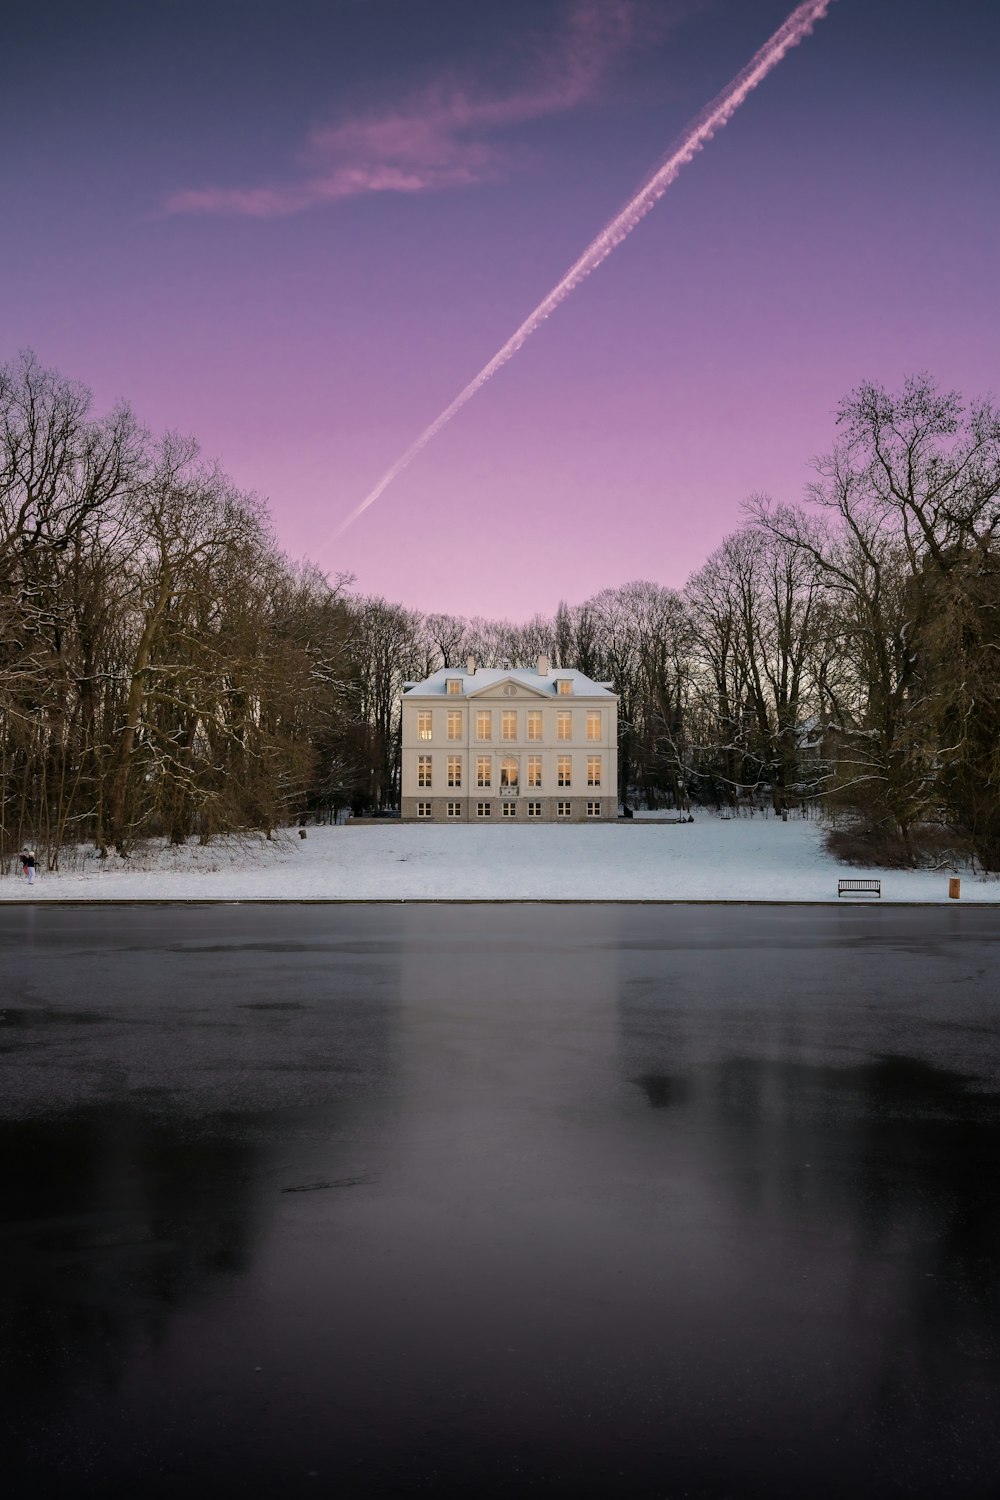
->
<box><xmin>164</xmin><ymin>1</ymin><xmax>643</xmax><ymax>218</ymax></box>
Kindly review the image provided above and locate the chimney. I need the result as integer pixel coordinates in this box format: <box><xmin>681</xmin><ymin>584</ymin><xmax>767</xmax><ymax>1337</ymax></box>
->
<box><xmin>466</xmin><ymin>654</ymin><xmax>476</xmax><ymax>675</ymax></box>
<box><xmin>537</xmin><ymin>653</ymin><xmax>549</xmax><ymax>677</ymax></box>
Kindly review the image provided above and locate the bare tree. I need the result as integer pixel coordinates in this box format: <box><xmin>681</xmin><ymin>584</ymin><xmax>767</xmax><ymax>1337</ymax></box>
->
<box><xmin>750</xmin><ymin>376</ymin><xmax>1000</xmax><ymax>858</ymax></box>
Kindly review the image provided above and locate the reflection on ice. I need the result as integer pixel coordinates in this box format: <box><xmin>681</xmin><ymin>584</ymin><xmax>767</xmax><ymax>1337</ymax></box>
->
<box><xmin>2</xmin><ymin>904</ymin><xmax>999</xmax><ymax>1497</ymax></box>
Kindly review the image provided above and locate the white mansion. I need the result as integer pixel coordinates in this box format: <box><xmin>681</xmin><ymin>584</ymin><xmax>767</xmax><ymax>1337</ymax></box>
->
<box><xmin>400</xmin><ymin>655</ymin><xmax>618</xmax><ymax>822</ymax></box>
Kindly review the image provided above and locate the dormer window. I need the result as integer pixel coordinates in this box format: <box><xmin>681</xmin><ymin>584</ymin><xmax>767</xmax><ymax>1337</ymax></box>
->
<box><xmin>446</xmin><ymin>678</ymin><xmax>462</xmax><ymax>695</ymax></box>
<box><xmin>556</xmin><ymin>679</ymin><xmax>573</xmax><ymax>696</ymax></box>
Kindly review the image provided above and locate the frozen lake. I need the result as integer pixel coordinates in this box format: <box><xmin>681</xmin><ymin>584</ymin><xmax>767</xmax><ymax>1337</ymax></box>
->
<box><xmin>2</xmin><ymin>905</ymin><xmax>999</xmax><ymax>1497</ymax></box>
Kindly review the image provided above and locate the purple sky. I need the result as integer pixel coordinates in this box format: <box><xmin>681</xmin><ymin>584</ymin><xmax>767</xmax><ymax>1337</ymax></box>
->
<box><xmin>4</xmin><ymin>0</ymin><xmax>998</xmax><ymax>617</ymax></box>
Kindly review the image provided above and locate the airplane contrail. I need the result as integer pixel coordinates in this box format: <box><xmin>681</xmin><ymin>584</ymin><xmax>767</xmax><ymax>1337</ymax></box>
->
<box><xmin>333</xmin><ymin>0</ymin><xmax>835</xmax><ymax>539</ymax></box>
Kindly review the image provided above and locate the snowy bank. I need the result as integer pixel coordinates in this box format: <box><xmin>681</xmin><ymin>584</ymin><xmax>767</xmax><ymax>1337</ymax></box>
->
<box><xmin>3</xmin><ymin>816</ymin><xmax>998</xmax><ymax>903</ymax></box>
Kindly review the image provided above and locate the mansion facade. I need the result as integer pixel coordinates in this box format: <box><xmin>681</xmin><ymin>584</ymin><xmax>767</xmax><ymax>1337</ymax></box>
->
<box><xmin>400</xmin><ymin>656</ymin><xmax>618</xmax><ymax>822</ymax></box>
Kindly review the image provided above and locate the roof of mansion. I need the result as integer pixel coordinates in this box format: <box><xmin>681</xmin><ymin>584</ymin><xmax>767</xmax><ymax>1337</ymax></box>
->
<box><xmin>402</xmin><ymin>667</ymin><xmax>616</xmax><ymax>699</ymax></box>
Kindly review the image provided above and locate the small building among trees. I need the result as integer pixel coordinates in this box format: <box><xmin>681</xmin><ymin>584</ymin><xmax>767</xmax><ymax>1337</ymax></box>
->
<box><xmin>401</xmin><ymin>656</ymin><xmax>618</xmax><ymax>822</ymax></box>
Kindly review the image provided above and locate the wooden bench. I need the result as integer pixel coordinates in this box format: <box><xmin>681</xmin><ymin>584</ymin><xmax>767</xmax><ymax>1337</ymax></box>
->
<box><xmin>837</xmin><ymin>878</ymin><xmax>880</xmax><ymax>898</ymax></box>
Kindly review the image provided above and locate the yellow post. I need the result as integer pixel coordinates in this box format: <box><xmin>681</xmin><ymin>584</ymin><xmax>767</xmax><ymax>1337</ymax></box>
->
<box><xmin>949</xmin><ymin>877</ymin><xmax>961</xmax><ymax>900</ymax></box>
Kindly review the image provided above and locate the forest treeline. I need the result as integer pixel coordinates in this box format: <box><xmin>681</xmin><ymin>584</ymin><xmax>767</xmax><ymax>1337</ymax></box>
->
<box><xmin>3</xmin><ymin>352</ymin><xmax>999</xmax><ymax>869</ymax></box>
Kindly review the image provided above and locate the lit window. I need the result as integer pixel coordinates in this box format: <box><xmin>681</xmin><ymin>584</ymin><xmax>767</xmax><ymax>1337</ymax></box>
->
<box><xmin>527</xmin><ymin>711</ymin><xmax>542</xmax><ymax>741</ymax></box>
<box><xmin>477</xmin><ymin>756</ymin><xmax>491</xmax><ymax>788</ymax></box>
<box><xmin>447</xmin><ymin>756</ymin><xmax>462</xmax><ymax>788</ymax></box>
<box><xmin>417</xmin><ymin>711</ymin><xmax>432</xmax><ymax>740</ymax></box>
<box><xmin>557</xmin><ymin>679</ymin><xmax>572</xmax><ymax>696</ymax></box>
<box><xmin>526</xmin><ymin>801</ymin><xmax>542</xmax><ymax>819</ymax></box>
<box><xmin>501</xmin><ymin>710</ymin><xmax>517</xmax><ymax>741</ymax></box>
<box><xmin>500</xmin><ymin>757</ymin><xmax>518</xmax><ymax>788</ymax></box>
<box><xmin>501</xmin><ymin>801</ymin><xmax>517</xmax><ymax>818</ymax></box>
<box><xmin>587</xmin><ymin>755</ymin><xmax>601</xmax><ymax>788</ymax></box>
<box><xmin>477</xmin><ymin>801</ymin><xmax>492</xmax><ymax>818</ymax></box>
<box><xmin>447</xmin><ymin>711</ymin><xmax>462</xmax><ymax>740</ymax></box>
<box><xmin>526</xmin><ymin>755</ymin><xmax>542</xmax><ymax>788</ymax></box>
<box><xmin>417</xmin><ymin>755</ymin><xmax>432</xmax><ymax>789</ymax></box>
<box><xmin>587</xmin><ymin>711</ymin><xmax>601</xmax><ymax>741</ymax></box>
<box><xmin>587</xmin><ymin>801</ymin><xmax>601</xmax><ymax>817</ymax></box>
<box><xmin>447</xmin><ymin>679</ymin><xmax>462</xmax><ymax>695</ymax></box>
<box><xmin>557</xmin><ymin>756</ymin><xmax>572</xmax><ymax>788</ymax></box>
<box><xmin>557</xmin><ymin>711</ymin><xmax>571</xmax><ymax>741</ymax></box>
<box><xmin>417</xmin><ymin>801</ymin><xmax>432</xmax><ymax>818</ymax></box>
<box><xmin>476</xmin><ymin>710</ymin><xmax>492</xmax><ymax>740</ymax></box>
<box><xmin>556</xmin><ymin>800</ymin><xmax>572</xmax><ymax>818</ymax></box>
<box><xmin>447</xmin><ymin>801</ymin><xmax>462</xmax><ymax>819</ymax></box>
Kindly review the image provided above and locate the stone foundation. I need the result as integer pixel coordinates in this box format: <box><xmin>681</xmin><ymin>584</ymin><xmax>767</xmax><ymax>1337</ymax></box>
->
<box><xmin>400</xmin><ymin>797</ymin><xmax>616</xmax><ymax>823</ymax></box>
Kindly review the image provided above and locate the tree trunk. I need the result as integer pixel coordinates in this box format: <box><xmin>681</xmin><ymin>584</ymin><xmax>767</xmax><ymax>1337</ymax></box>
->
<box><xmin>106</xmin><ymin>576</ymin><xmax>171</xmax><ymax>850</ymax></box>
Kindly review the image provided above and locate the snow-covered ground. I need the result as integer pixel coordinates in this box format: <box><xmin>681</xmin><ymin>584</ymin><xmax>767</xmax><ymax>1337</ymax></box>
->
<box><xmin>3</xmin><ymin>815</ymin><xmax>997</xmax><ymax>902</ymax></box>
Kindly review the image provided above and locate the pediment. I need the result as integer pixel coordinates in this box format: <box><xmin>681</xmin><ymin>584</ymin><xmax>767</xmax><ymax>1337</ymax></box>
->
<box><xmin>466</xmin><ymin>675</ymin><xmax>549</xmax><ymax>700</ymax></box>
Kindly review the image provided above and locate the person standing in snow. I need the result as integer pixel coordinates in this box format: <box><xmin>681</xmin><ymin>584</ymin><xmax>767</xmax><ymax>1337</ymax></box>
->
<box><xmin>21</xmin><ymin>848</ymin><xmax>36</xmax><ymax>885</ymax></box>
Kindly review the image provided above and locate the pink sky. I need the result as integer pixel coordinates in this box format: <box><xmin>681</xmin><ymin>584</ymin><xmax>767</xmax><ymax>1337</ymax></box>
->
<box><xmin>3</xmin><ymin>0</ymin><xmax>997</xmax><ymax>617</ymax></box>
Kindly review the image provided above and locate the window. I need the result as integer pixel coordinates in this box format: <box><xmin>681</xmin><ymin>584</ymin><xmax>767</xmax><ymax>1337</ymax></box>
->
<box><xmin>557</xmin><ymin>800</ymin><xmax>572</xmax><ymax>818</ymax></box>
<box><xmin>500</xmin><ymin>757</ymin><xmax>518</xmax><ymax>788</ymax></box>
<box><xmin>587</xmin><ymin>755</ymin><xmax>602</xmax><ymax>788</ymax></box>
<box><xmin>526</xmin><ymin>801</ymin><xmax>542</xmax><ymax>819</ymax></box>
<box><xmin>557</xmin><ymin>710</ymin><xmax>571</xmax><ymax>741</ymax></box>
<box><xmin>527</xmin><ymin>711</ymin><xmax>542</xmax><ymax>741</ymax></box>
<box><xmin>477</xmin><ymin>801</ymin><xmax>492</xmax><ymax>818</ymax></box>
<box><xmin>417</xmin><ymin>755</ymin><xmax>432</xmax><ymax>789</ymax></box>
<box><xmin>447</xmin><ymin>801</ymin><xmax>462</xmax><ymax>819</ymax></box>
<box><xmin>447</xmin><ymin>756</ymin><xmax>462</xmax><ymax>788</ymax></box>
<box><xmin>476</xmin><ymin>710</ymin><xmax>492</xmax><ymax>740</ymax></box>
<box><xmin>557</xmin><ymin>756</ymin><xmax>572</xmax><ymax>787</ymax></box>
<box><xmin>557</xmin><ymin>679</ymin><xmax>573</xmax><ymax>696</ymax></box>
<box><xmin>477</xmin><ymin>756</ymin><xmax>491</xmax><ymax>788</ymax></box>
<box><xmin>587</xmin><ymin>801</ymin><xmax>601</xmax><ymax>818</ymax></box>
<box><xmin>447</xmin><ymin>711</ymin><xmax>462</xmax><ymax>740</ymax></box>
<box><xmin>501</xmin><ymin>710</ymin><xmax>517</xmax><ymax>741</ymax></box>
<box><xmin>417</xmin><ymin>801</ymin><xmax>432</xmax><ymax>818</ymax></box>
<box><xmin>417</xmin><ymin>711</ymin><xmax>432</xmax><ymax>740</ymax></box>
<box><xmin>446</xmin><ymin>678</ymin><xmax>462</xmax><ymax>695</ymax></box>
<box><xmin>587</xmin><ymin>711</ymin><xmax>601</xmax><ymax>741</ymax></box>
<box><xmin>526</xmin><ymin>755</ymin><xmax>542</xmax><ymax>788</ymax></box>
<box><xmin>501</xmin><ymin>801</ymin><xmax>517</xmax><ymax>818</ymax></box>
